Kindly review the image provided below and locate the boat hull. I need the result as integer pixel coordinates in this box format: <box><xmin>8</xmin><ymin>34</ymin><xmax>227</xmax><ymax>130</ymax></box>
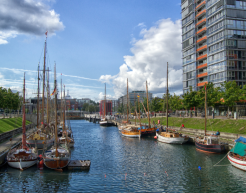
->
<box><xmin>228</xmin><ymin>153</ymin><xmax>246</xmax><ymax>171</ymax></box>
<box><xmin>156</xmin><ymin>133</ymin><xmax>188</xmax><ymax>144</ymax></box>
<box><xmin>140</xmin><ymin>129</ymin><xmax>156</xmax><ymax>137</ymax></box>
<box><xmin>8</xmin><ymin>160</ymin><xmax>37</xmax><ymax>169</ymax></box>
<box><xmin>195</xmin><ymin>141</ymin><xmax>225</xmax><ymax>153</ymax></box>
<box><xmin>44</xmin><ymin>158</ymin><xmax>70</xmax><ymax>169</ymax></box>
<box><xmin>26</xmin><ymin>138</ymin><xmax>54</xmax><ymax>149</ymax></box>
<box><xmin>99</xmin><ymin>121</ymin><xmax>110</xmax><ymax>126</ymax></box>
<box><xmin>121</xmin><ymin>130</ymin><xmax>140</xmax><ymax>138</ymax></box>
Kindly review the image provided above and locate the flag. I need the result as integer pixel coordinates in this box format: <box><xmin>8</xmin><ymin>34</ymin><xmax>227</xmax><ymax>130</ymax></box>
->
<box><xmin>51</xmin><ymin>86</ymin><xmax>56</xmax><ymax>96</ymax></box>
<box><xmin>205</xmin><ymin>84</ymin><xmax>206</xmax><ymax>90</ymax></box>
<box><xmin>45</xmin><ymin>31</ymin><xmax>48</xmax><ymax>36</ymax></box>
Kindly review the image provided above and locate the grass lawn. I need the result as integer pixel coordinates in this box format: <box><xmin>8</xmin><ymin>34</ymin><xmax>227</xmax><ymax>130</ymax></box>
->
<box><xmin>0</xmin><ymin>117</ymin><xmax>31</xmax><ymax>134</ymax></box>
<box><xmin>130</xmin><ymin>117</ymin><xmax>246</xmax><ymax>134</ymax></box>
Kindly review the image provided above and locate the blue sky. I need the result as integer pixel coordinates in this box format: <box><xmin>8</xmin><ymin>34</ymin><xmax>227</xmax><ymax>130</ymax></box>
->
<box><xmin>0</xmin><ymin>0</ymin><xmax>182</xmax><ymax>101</ymax></box>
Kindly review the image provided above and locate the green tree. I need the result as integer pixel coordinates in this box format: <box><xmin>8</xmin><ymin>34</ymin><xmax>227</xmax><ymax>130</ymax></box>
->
<box><xmin>169</xmin><ymin>94</ymin><xmax>183</xmax><ymax>112</ymax></box>
<box><xmin>220</xmin><ymin>81</ymin><xmax>241</xmax><ymax>115</ymax></box>
<box><xmin>151</xmin><ymin>97</ymin><xmax>163</xmax><ymax>112</ymax></box>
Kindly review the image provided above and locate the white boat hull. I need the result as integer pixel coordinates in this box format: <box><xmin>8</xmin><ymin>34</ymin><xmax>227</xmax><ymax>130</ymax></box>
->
<box><xmin>156</xmin><ymin>133</ymin><xmax>188</xmax><ymax>144</ymax></box>
<box><xmin>121</xmin><ymin>133</ymin><xmax>140</xmax><ymax>138</ymax></box>
<box><xmin>228</xmin><ymin>154</ymin><xmax>246</xmax><ymax>171</ymax></box>
<box><xmin>8</xmin><ymin>160</ymin><xmax>37</xmax><ymax>169</ymax></box>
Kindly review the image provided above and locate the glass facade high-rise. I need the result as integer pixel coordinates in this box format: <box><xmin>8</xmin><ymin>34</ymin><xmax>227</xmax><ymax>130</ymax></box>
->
<box><xmin>182</xmin><ymin>0</ymin><xmax>246</xmax><ymax>93</ymax></box>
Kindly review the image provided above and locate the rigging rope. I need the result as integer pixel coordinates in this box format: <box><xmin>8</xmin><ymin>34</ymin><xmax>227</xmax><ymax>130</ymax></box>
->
<box><xmin>213</xmin><ymin>151</ymin><xmax>231</xmax><ymax>167</ymax></box>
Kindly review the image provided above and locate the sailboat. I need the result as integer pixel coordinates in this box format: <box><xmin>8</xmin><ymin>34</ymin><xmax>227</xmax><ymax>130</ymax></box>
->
<box><xmin>7</xmin><ymin>73</ymin><xmax>38</xmax><ymax>170</ymax></box>
<box><xmin>26</xmin><ymin>34</ymin><xmax>54</xmax><ymax>149</ymax></box>
<box><xmin>121</xmin><ymin>78</ymin><xmax>141</xmax><ymax>138</ymax></box>
<box><xmin>156</xmin><ymin>62</ymin><xmax>189</xmax><ymax>144</ymax></box>
<box><xmin>228</xmin><ymin>137</ymin><xmax>246</xmax><ymax>171</ymax></box>
<box><xmin>195</xmin><ymin>84</ymin><xmax>226</xmax><ymax>153</ymax></box>
<box><xmin>43</xmin><ymin>64</ymin><xmax>71</xmax><ymax>170</ymax></box>
<box><xmin>99</xmin><ymin>83</ymin><xmax>110</xmax><ymax>126</ymax></box>
<box><xmin>59</xmin><ymin>85</ymin><xmax>74</xmax><ymax>148</ymax></box>
<box><xmin>138</xmin><ymin>81</ymin><xmax>157</xmax><ymax>137</ymax></box>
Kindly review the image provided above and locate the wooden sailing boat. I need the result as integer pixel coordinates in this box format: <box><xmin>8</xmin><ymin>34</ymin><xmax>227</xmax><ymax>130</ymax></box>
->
<box><xmin>26</xmin><ymin>34</ymin><xmax>54</xmax><ymax>149</ymax></box>
<box><xmin>43</xmin><ymin>64</ymin><xmax>71</xmax><ymax>170</ymax></box>
<box><xmin>138</xmin><ymin>81</ymin><xmax>157</xmax><ymax>137</ymax></box>
<box><xmin>156</xmin><ymin>62</ymin><xmax>188</xmax><ymax>144</ymax></box>
<box><xmin>59</xmin><ymin>85</ymin><xmax>74</xmax><ymax>148</ymax></box>
<box><xmin>195</xmin><ymin>84</ymin><xmax>225</xmax><ymax>153</ymax></box>
<box><xmin>121</xmin><ymin>78</ymin><xmax>140</xmax><ymax>138</ymax></box>
<box><xmin>99</xmin><ymin>83</ymin><xmax>110</xmax><ymax>126</ymax></box>
<box><xmin>7</xmin><ymin>73</ymin><xmax>38</xmax><ymax>170</ymax></box>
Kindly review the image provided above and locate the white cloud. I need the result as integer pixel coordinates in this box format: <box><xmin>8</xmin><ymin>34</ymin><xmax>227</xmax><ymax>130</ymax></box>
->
<box><xmin>0</xmin><ymin>0</ymin><xmax>64</xmax><ymax>44</ymax></box>
<box><xmin>100</xmin><ymin>18</ymin><xmax>183</xmax><ymax>98</ymax></box>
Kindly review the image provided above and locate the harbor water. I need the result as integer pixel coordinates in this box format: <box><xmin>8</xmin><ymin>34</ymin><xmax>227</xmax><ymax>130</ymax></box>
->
<box><xmin>1</xmin><ymin>119</ymin><xmax>246</xmax><ymax>192</ymax></box>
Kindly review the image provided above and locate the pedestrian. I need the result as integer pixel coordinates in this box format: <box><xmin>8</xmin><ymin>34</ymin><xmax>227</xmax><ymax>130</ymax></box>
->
<box><xmin>215</xmin><ymin>130</ymin><xmax>220</xmax><ymax>135</ymax></box>
<box><xmin>155</xmin><ymin>113</ymin><xmax>156</xmax><ymax>117</ymax></box>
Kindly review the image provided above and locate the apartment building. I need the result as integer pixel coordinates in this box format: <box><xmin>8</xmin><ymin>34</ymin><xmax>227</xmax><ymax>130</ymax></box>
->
<box><xmin>182</xmin><ymin>0</ymin><xmax>246</xmax><ymax>93</ymax></box>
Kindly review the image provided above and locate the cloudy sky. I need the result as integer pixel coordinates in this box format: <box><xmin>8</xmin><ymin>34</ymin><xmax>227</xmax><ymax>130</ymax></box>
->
<box><xmin>0</xmin><ymin>0</ymin><xmax>182</xmax><ymax>101</ymax></box>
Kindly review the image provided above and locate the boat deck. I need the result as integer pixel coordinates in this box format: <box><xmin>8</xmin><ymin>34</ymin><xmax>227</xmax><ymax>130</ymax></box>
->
<box><xmin>68</xmin><ymin>160</ymin><xmax>91</xmax><ymax>170</ymax></box>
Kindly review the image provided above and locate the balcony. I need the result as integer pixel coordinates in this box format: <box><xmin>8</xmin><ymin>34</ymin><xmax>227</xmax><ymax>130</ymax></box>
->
<box><xmin>196</xmin><ymin>45</ymin><xmax>207</xmax><ymax>52</ymax></box>
<box><xmin>197</xmin><ymin>54</ymin><xmax>207</xmax><ymax>61</ymax></box>
<box><xmin>197</xmin><ymin>36</ymin><xmax>207</xmax><ymax>44</ymax></box>
<box><xmin>196</xmin><ymin>63</ymin><xmax>207</xmax><ymax>69</ymax></box>
<box><xmin>196</xmin><ymin>27</ymin><xmax>206</xmax><ymax>35</ymax></box>
<box><xmin>197</xmin><ymin>81</ymin><xmax>208</xmax><ymax>87</ymax></box>
<box><xmin>196</xmin><ymin>1</ymin><xmax>206</xmax><ymax>10</ymax></box>
<box><xmin>197</xmin><ymin>72</ymin><xmax>208</xmax><ymax>78</ymax></box>
<box><xmin>196</xmin><ymin>18</ymin><xmax>206</xmax><ymax>27</ymax></box>
<box><xmin>196</xmin><ymin>9</ymin><xmax>206</xmax><ymax>18</ymax></box>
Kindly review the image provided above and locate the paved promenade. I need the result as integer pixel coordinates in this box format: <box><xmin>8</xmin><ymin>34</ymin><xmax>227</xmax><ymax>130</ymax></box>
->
<box><xmin>0</xmin><ymin>127</ymin><xmax>36</xmax><ymax>153</ymax></box>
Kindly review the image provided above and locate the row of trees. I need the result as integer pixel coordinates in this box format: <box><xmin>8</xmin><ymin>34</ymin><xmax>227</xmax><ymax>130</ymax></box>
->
<box><xmin>117</xmin><ymin>81</ymin><xmax>246</xmax><ymax>114</ymax></box>
<box><xmin>81</xmin><ymin>101</ymin><xmax>99</xmax><ymax>113</ymax></box>
<box><xmin>0</xmin><ymin>87</ymin><xmax>22</xmax><ymax>114</ymax></box>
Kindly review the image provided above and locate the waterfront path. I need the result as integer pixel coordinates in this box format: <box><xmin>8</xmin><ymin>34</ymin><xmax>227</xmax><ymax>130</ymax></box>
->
<box><xmin>0</xmin><ymin>127</ymin><xmax>36</xmax><ymax>153</ymax></box>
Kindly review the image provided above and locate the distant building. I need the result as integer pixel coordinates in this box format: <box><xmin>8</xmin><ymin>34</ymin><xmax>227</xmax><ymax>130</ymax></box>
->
<box><xmin>119</xmin><ymin>91</ymin><xmax>152</xmax><ymax>106</ymax></box>
<box><xmin>99</xmin><ymin>100</ymin><xmax>112</xmax><ymax>116</ymax></box>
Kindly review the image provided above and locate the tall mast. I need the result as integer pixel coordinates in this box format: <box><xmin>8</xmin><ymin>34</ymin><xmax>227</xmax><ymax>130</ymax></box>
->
<box><xmin>61</xmin><ymin>75</ymin><xmax>63</xmax><ymax>122</ymax></box>
<box><xmin>134</xmin><ymin>92</ymin><xmax>136</xmax><ymax>125</ymax></box>
<box><xmin>205</xmin><ymin>84</ymin><xmax>207</xmax><ymax>136</ymax></box>
<box><xmin>37</xmin><ymin>64</ymin><xmax>40</xmax><ymax>128</ymax></box>
<box><xmin>127</xmin><ymin>78</ymin><xmax>129</xmax><ymax>123</ymax></box>
<box><xmin>146</xmin><ymin>81</ymin><xmax>150</xmax><ymax>128</ymax></box>
<box><xmin>104</xmin><ymin>83</ymin><xmax>106</xmax><ymax>118</ymax></box>
<box><xmin>42</xmin><ymin>35</ymin><xmax>47</xmax><ymax>125</ymax></box>
<box><xmin>138</xmin><ymin>94</ymin><xmax>141</xmax><ymax>127</ymax></box>
<box><xmin>166</xmin><ymin>62</ymin><xmax>169</xmax><ymax>131</ymax></box>
<box><xmin>63</xmin><ymin>85</ymin><xmax>65</xmax><ymax>137</ymax></box>
<box><xmin>46</xmin><ymin>67</ymin><xmax>49</xmax><ymax>125</ymax></box>
<box><xmin>22</xmin><ymin>73</ymin><xmax>27</xmax><ymax>149</ymax></box>
<box><xmin>54</xmin><ymin>63</ymin><xmax>58</xmax><ymax>157</ymax></box>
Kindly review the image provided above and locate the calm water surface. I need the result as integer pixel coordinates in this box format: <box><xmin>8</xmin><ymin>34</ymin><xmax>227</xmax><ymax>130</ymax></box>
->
<box><xmin>1</xmin><ymin>120</ymin><xmax>246</xmax><ymax>192</ymax></box>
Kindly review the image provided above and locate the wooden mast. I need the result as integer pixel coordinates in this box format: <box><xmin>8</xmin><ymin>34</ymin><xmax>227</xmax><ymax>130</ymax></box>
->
<box><xmin>63</xmin><ymin>85</ymin><xmax>66</xmax><ymax>137</ymax></box>
<box><xmin>22</xmin><ymin>73</ymin><xmax>27</xmax><ymax>149</ymax></box>
<box><xmin>138</xmin><ymin>94</ymin><xmax>141</xmax><ymax>127</ymax></box>
<box><xmin>205</xmin><ymin>84</ymin><xmax>207</xmax><ymax>136</ymax></box>
<box><xmin>37</xmin><ymin>64</ymin><xmax>40</xmax><ymax>128</ymax></box>
<box><xmin>104</xmin><ymin>83</ymin><xmax>106</xmax><ymax>118</ymax></box>
<box><xmin>54</xmin><ymin>64</ymin><xmax>58</xmax><ymax>157</ymax></box>
<box><xmin>146</xmin><ymin>81</ymin><xmax>150</xmax><ymax>128</ymax></box>
<box><xmin>127</xmin><ymin>78</ymin><xmax>129</xmax><ymax>123</ymax></box>
<box><xmin>46</xmin><ymin>67</ymin><xmax>49</xmax><ymax>125</ymax></box>
<box><xmin>134</xmin><ymin>92</ymin><xmax>136</xmax><ymax>125</ymax></box>
<box><xmin>42</xmin><ymin>36</ymin><xmax>47</xmax><ymax>125</ymax></box>
<box><xmin>166</xmin><ymin>62</ymin><xmax>168</xmax><ymax>132</ymax></box>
